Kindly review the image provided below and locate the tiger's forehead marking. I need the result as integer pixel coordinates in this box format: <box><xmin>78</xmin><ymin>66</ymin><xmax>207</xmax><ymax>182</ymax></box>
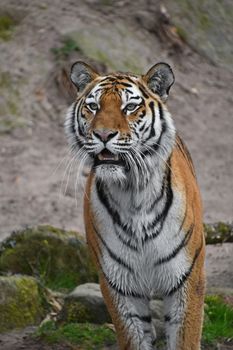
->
<box><xmin>85</xmin><ymin>75</ymin><xmax>143</xmax><ymax>105</ymax></box>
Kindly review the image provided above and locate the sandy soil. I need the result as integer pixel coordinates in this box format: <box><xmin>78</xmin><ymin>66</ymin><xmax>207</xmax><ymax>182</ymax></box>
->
<box><xmin>0</xmin><ymin>0</ymin><xmax>232</xmax><ymax>239</ymax></box>
<box><xmin>0</xmin><ymin>1</ymin><xmax>232</xmax><ymax>348</ymax></box>
<box><xmin>0</xmin><ymin>0</ymin><xmax>232</xmax><ymax>284</ymax></box>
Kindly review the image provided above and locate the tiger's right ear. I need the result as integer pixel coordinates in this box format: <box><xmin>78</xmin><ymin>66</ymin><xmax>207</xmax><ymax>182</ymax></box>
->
<box><xmin>143</xmin><ymin>62</ymin><xmax>175</xmax><ymax>102</ymax></box>
<box><xmin>70</xmin><ymin>61</ymin><xmax>99</xmax><ymax>92</ymax></box>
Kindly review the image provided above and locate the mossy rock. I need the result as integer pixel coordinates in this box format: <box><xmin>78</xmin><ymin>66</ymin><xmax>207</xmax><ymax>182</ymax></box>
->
<box><xmin>0</xmin><ymin>225</ymin><xmax>98</xmax><ymax>292</ymax></box>
<box><xmin>0</xmin><ymin>275</ymin><xmax>47</xmax><ymax>332</ymax></box>
<box><xmin>59</xmin><ymin>283</ymin><xmax>111</xmax><ymax>324</ymax></box>
<box><xmin>204</xmin><ymin>222</ymin><xmax>233</xmax><ymax>244</ymax></box>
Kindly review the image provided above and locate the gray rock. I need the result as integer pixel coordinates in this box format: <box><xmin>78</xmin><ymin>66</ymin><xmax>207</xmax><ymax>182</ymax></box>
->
<box><xmin>59</xmin><ymin>283</ymin><xmax>111</xmax><ymax>324</ymax></box>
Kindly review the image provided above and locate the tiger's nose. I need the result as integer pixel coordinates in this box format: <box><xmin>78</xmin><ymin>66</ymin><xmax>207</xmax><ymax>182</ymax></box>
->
<box><xmin>93</xmin><ymin>129</ymin><xmax>118</xmax><ymax>142</ymax></box>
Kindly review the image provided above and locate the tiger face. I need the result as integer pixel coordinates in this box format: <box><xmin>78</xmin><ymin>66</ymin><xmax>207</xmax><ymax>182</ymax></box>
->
<box><xmin>66</xmin><ymin>61</ymin><xmax>176</xmax><ymax>185</ymax></box>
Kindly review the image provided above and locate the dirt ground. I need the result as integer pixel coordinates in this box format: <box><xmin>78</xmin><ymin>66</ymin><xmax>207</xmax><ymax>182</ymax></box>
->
<box><xmin>0</xmin><ymin>0</ymin><xmax>232</xmax><ymax>348</ymax></box>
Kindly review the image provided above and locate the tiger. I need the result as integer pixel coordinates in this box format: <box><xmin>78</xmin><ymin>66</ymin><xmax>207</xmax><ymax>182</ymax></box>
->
<box><xmin>65</xmin><ymin>61</ymin><xmax>205</xmax><ymax>350</ymax></box>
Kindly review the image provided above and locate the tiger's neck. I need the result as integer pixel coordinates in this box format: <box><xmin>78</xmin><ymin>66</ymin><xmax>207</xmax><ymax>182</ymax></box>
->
<box><xmin>94</xmin><ymin>146</ymin><xmax>173</xmax><ymax>213</ymax></box>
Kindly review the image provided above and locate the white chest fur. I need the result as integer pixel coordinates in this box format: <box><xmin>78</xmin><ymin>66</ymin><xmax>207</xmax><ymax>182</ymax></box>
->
<box><xmin>90</xmin><ymin>179</ymin><xmax>190</xmax><ymax>298</ymax></box>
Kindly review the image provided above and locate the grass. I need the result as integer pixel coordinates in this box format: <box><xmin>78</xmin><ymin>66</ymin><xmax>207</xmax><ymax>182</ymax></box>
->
<box><xmin>45</xmin><ymin>272</ymin><xmax>80</xmax><ymax>292</ymax></box>
<box><xmin>36</xmin><ymin>321</ymin><xmax>116</xmax><ymax>349</ymax></box>
<box><xmin>35</xmin><ymin>295</ymin><xmax>233</xmax><ymax>348</ymax></box>
<box><xmin>0</xmin><ymin>15</ymin><xmax>17</xmax><ymax>41</ymax></box>
<box><xmin>51</xmin><ymin>37</ymin><xmax>82</xmax><ymax>60</ymax></box>
<box><xmin>203</xmin><ymin>295</ymin><xmax>233</xmax><ymax>344</ymax></box>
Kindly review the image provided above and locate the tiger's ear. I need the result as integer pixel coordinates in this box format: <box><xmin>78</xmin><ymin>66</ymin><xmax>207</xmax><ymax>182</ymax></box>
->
<box><xmin>143</xmin><ymin>62</ymin><xmax>175</xmax><ymax>102</ymax></box>
<box><xmin>70</xmin><ymin>61</ymin><xmax>99</xmax><ymax>92</ymax></box>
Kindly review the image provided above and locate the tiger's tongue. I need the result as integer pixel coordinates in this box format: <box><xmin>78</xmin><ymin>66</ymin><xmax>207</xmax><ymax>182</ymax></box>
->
<box><xmin>101</xmin><ymin>149</ymin><xmax>115</xmax><ymax>160</ymax></box>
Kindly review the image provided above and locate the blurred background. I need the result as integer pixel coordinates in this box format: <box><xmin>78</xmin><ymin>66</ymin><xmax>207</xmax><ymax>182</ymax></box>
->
<box><xmin>0</xmin><ymin>0</ymin><xmax>233</xmax><ymax>348</ymax></box>
<box><xmin>0</xmin><ymin>0</ymin><xmax>232</xmax><ymax>238</ymax></box>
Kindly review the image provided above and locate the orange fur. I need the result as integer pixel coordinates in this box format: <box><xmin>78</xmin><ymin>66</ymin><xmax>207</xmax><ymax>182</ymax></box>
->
<box><xmin>68</xmin><ymin>61</ymin><xmax>205</xmax><ymax>349</ymax></box>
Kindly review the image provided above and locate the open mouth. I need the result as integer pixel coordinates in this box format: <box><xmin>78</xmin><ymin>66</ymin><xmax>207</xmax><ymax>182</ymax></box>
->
<box><xmin>94</xmin><ymin>149</ymin><xmax>123</xmax><ymax>166</ymax></box>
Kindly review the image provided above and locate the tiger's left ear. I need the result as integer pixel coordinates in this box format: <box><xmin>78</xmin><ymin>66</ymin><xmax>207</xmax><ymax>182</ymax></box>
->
<box><xmin>143</xmin><ymin>62</ymin><xmax>175</xmax><ymax>102</ymax></box>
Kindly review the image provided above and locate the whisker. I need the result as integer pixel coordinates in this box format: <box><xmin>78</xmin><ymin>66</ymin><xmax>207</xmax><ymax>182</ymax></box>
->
<box><xmin>141</xmin><ymin>143</ymin><xmax>177</xmax><ymax>183</ymax></box>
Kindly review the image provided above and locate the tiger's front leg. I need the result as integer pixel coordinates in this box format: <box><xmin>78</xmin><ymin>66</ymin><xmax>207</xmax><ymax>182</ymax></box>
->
<box><xmin>100</xmin><ymin>274</ymin><xmax>156</xmax><ymax>350</ymax></box>
<box><xmin>163</xmin><ymin>256</ymin><xmax>205</xmax><ymax>350</ymax></box>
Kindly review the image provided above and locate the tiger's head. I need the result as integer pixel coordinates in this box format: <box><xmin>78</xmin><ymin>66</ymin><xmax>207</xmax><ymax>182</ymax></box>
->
<box><xmin>65</xmin><ymin>61</ymin><xmax>176</xmax><ymax>186</ymax></box>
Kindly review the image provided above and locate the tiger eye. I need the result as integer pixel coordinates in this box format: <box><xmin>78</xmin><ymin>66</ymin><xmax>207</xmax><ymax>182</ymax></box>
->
<box><xmin>125</xmin><ymin>103</ymin><xmax>137</xmax><ymax>111</ymax></box>
<box><xmin>88</xmin><ymin>103</ymin><xmax>98</xmax><ymax>111</ymax></box>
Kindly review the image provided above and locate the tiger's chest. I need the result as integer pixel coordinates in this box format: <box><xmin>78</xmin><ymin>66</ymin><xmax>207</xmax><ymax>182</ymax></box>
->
<box><xmin>89</xmin><ymin>182</ymin><xmax>190</xmax><ymax>298</ymax></box>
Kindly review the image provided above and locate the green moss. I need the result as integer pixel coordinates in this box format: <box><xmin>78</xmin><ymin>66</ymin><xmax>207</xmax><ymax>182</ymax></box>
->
<box><xmin>100</xmin><ymin>0</ymin><xmax>112</xmax><ymax>5</ymax></box>
<box><xmin>0</xmin><ymin>71</ymin><xmax>25</xmax><ymax>133</ymax></box>
<box><xmin>203</xmin><ymin>295</ymin><xmax>233</xmax><ymax>344</ymax></box>
<box><xmin>65</xmin><ymin>301</ymin><xmax>92</xmax><ymax>323</ymax></box>
<box><xmin>0</xmin><ymin>72</ymin><xmax>11</xmax><ymax>89</ymax></box>
<box><xmin>204</xmin><ymin>222</ymin><xmax>232</xmax><ymax>244</ymax></box>
<box><xmin>36</xmin><ymin>321</ymin><xmax>116</xmax><ymax>348</ymax></box>
<box><xmin>51</xmin><ymin>37</ymin><xmax>82</xmax><ymax>60</ymax></box>
<box><xmin>68</xmin><ymin>24</ymin><xmax>147</xmax><ymax>73</ymax></box>
<box><xmin>0</xmin><ymin>275</ymin><xmax>47</xmax><ymax>332</ymax></box>
<box><xmin>175</xmin><ymin>26</ymin><xmax>187</xmax><ymax>41</ymax></box>
<box><xmin>0</xmin><ymin>15</ymin><xmax>16</xmax><ymax>41</ymax></box>
<box><xmin>215</xmin><ymin>222</ymin><xmax>231</xmax><ymax>235</ymax></box>
<box><xmin>199</xmin><ymin>13</ymin><xmax>211</xmax><ymax>30</ymax></box>
<box><xmin>0</xmin><ymin>225</ymin><xmax>98</xmax><ymax>292</ymax></box>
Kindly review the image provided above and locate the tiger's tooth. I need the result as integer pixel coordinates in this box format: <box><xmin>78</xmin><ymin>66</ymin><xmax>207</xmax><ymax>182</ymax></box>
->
<box><xmin>98</xmin><ymin>154</ymin><xmax>104</xmax><ymax>160</ymax></box>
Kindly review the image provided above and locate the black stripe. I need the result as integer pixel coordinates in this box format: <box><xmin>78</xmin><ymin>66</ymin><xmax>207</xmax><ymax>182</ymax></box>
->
<box><xmin>71</xmin><ymin>101</ymin><xmax>78</xmax><ymax>135</ymax></box>
<box><xmin>139</xmin><ymin>122</ymin><xmax>147</xmax><ymax>132</ymax></box>
<box><xmin>124</xmin><ymin>77</ymin><xmax>136</xmax><ymax>84</ymax></box>
<box><xmin>138</xmin><ymin>83</ymin><xmax>149</xmax><ymax>98</ymax></box>
<box><xmin>101</xmin><ymin>77</ymin><xmax>116</xmax><ymax>82</ymax></box>
<box><xmin>75</xmin><ymin>102</ymin><xmax>86</xmax><ymax>138</ymax></box>
<box><xmin>166</xmin><ymin>239</ymin><xmax>204</xmax><ymax>296</ymax></box>
<box><xmin>164</xmin><ymin>315</ymin><xmax>180</xmax><ymax>325</ymax></box>
<box><xmin>96</xmin><ymin>181</ymin><xmax>122</xmax><ymax>227</ymax></box>
<box><xmin>129</xmin><ymin>314</ymin><xmax>152</xmax><ymax>323</ymax></box>
<box><xmin>143</xmin><ymin>164</ymin><xmax>173</xmax><ymax>242</ymax></box>
<box><xmin>69</xmin><ymin>102</ymin><xmax>84</xmax><ymax>149</ymax></box>
<box><xmin>154</xmin><ymin>224</ymin><xmax>194</xmax><ymax>266</ymax></box>
<box><xmin>102</xmin><ymin>270</ymin><xmax>145</xmax><ymax>298</ymax></box>
<box><xmin>129</xmin><ymin>95</ymin><xmax>141</xmax><ymax>100</ymax></box>
<box><xmin>142</xmin><ymin>101</ymin><xmax>166</xmax><ymax>156</ymax></box>
<box><xmin>164</xmin><ymin>315</ymin><xmax>171</xmax><ymax>322</ymax></box>
<box><xmin>96</xmin><ymin>182</ymin><xmax>138</xmax><ymax>251</ymax></box>
<box><xmin>113</xmin><ymin>75</ymin><xmax>126</xmax><ymax>80</ymax></box>
<box><xmin>92</xmin><ymin>223</ymin><xmax>134</xmax><ymax>273</ymax></box>
<box><xmin>112</xmin><ymin>142</ymin><xmax>132</xmax><ymax>147</ymax></box>
<box><xmin>119</xmin><ymin>82</ymin><xmax>132</xmax><ymax>87</ymax></box>
<box><xmin>125</xmin><ymin>88</ymin><xmax>133</xmax><ymax>94</ymax></box>
<box><xmin>148</xmin><ymin>101</ymin><xmax>156</xmax><ymax>139</ymax></box>
<box><xmin>98</xmin><ymin>82</ymin><xmax>113</xmax><ymax>87</ymax></box>
<box><xmin>139</xmin><ymin>110</ymin><xmax>146</xmax><ymax>118</ymax></box>
<box><xmin>94</xmin><ymin>88</ymin><xmax>103</xmax><ymax>94</ymax></box>
<box><xmin>134</xmin><ymin>130</ymin><xmax>140</xmax><ymax>139</ymax></box>
<box><xmin>142</xmin><ymin>124</ymin><xmax>150</xmax><ymax>139</ymax></box>
<box><xmin>146</xmin><ymin>169</ymin><xmax>168</xmax><ymax>214</ymax></box>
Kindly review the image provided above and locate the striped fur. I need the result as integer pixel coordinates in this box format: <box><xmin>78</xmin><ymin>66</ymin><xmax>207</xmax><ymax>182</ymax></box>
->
<box><xmin>65</xmin><ymin>62</ymin><xmax>205</xmax><ymax>350</ymax></box>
